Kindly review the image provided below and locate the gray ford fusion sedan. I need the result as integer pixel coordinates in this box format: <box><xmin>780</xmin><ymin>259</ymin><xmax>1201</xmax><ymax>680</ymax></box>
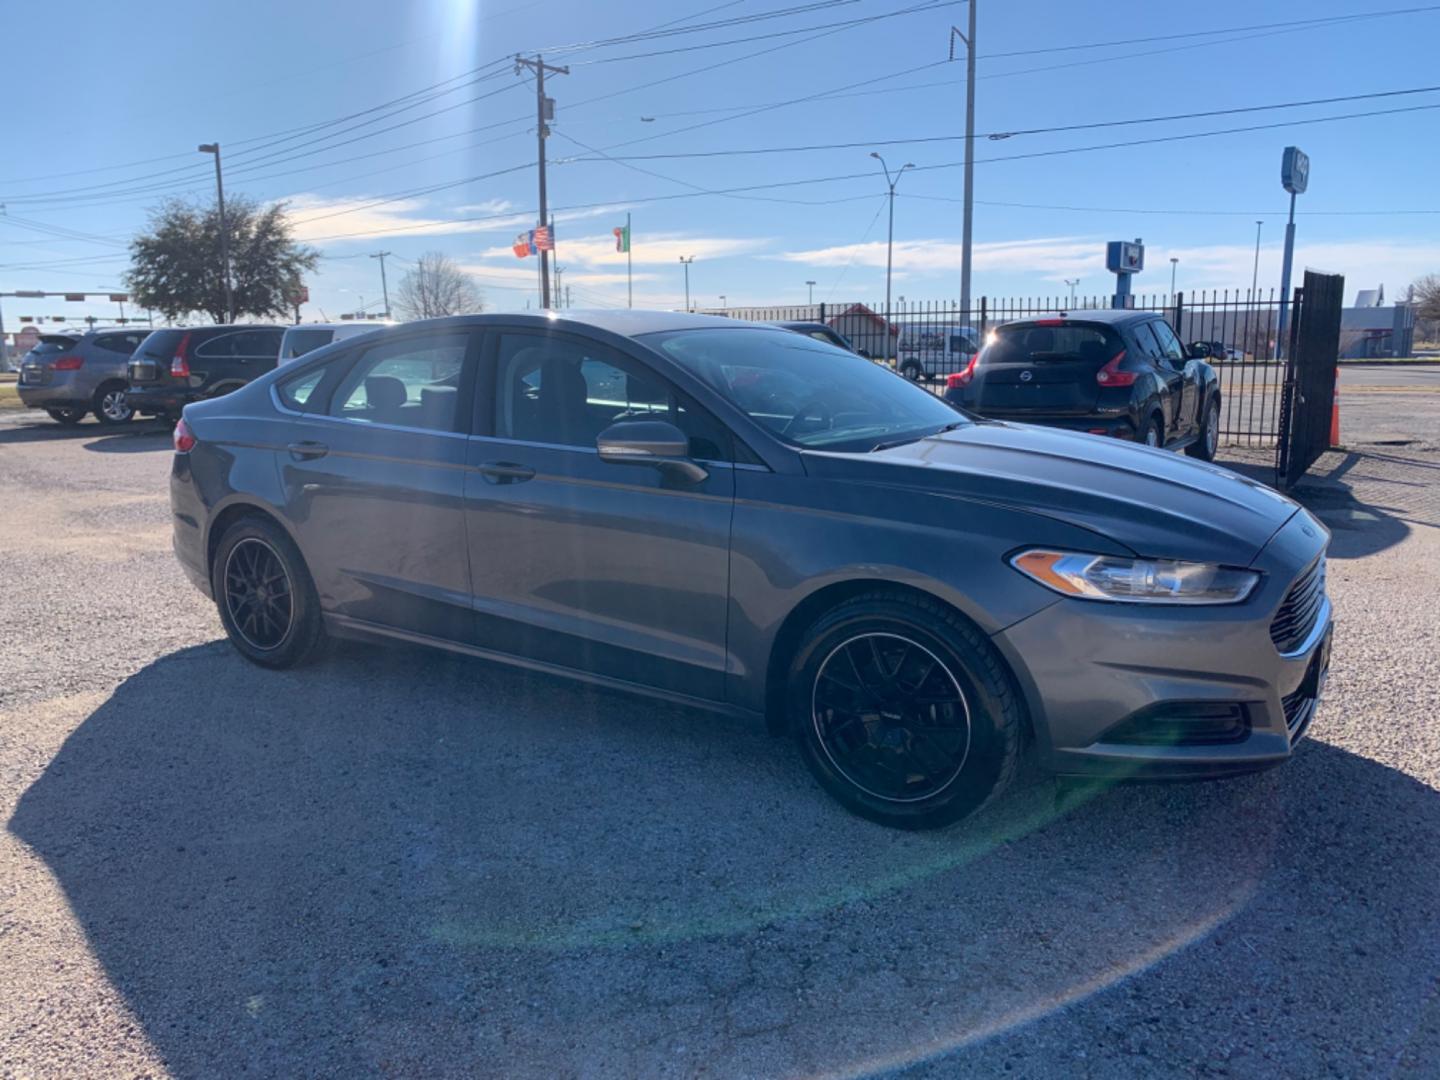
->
<box><xmin>169</xmin><ymin>311</ymin><xmax>1332</xmax><ymax>829</ymax></box>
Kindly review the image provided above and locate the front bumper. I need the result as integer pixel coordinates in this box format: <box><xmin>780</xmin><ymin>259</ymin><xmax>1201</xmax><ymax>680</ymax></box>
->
<box><xmin>994</xmin><ymin>510</ymin><xmax>1331</xmax><ymax>780</ymax></box>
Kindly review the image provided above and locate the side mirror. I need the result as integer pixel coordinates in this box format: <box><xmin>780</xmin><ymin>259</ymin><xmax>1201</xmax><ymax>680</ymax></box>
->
<box><xmin>1187</xmin><ymin>342</ymin><xmax>1211</xmax><ymax>359</ymax></box>
<box><xmin>597</xmin><ymin>420</ymin><xmax>707</xmax><ymax>483</ymax></box>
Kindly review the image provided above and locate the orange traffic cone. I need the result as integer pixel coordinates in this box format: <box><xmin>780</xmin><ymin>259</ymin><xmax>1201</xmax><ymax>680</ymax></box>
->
<box><xmin>1329</xmin><ymin>369</ymin><xmax>1341</xmax><ymax>447</ymax></box>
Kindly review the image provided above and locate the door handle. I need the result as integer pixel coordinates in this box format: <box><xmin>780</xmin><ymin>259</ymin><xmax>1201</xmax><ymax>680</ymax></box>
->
<box><xmin>477</xmin><ymin>461</ymin><xmax>536</xmax><ymax>485</ymax></box>
<box><xmin>287</xmin><ymin>441</ymin><xmax>329</xmax><ymax>461</ymax></box>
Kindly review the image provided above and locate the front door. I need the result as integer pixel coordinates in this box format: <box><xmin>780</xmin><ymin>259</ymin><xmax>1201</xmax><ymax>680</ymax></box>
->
<box><xmin>463</xmin><ymin>328</ymin><xmax>735</xmax><ymax>702</ymax></box>
<box><xmin>1148</xmin><ymin>319</ymin><xmax>1200</xmax><ymax>439</ymax></box>
<box><xmin>277</xmin><ymin>328</ymin><xmax>480</xmax><ymax>641</ymax></box>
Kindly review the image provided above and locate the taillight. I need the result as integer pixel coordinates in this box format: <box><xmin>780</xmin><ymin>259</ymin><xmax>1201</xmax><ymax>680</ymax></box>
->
<box><xmin>1096</xmin><ymin>349</ymin><xmax>1138</xmax><ymax>387</ymax></box>
<box><xmin>947</xmin><ymin>352</ymin><xmax>979</xmax><ymax>389</ymax></box>
<box><xmin>53</xmin><ymin>354</ymin><xmax>84</xmax><ymax>371</ymax></box>
<box><xmin>170</xmin><ymin>332</ymin><xmax>192</xmax><ymax>378</ymax></box>
<box><xmin>173</xmin><ymin>417</ymin><xmax>197</xmax><ymax>453</ymax></box>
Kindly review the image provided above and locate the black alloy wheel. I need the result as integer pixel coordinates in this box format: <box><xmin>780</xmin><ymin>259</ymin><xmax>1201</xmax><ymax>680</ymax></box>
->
<box><xmin>223</xmin><ymin>538</ymin><xmax>294</xmax><ymax>651</ymax></box>
<box><xmin>46</xmin><ymin>406</ymin><xmax>87</xmax><ymax>425</ymax></box>
<box><xmin>812</xmin><ymin>632</ymin><xmax>972</xmax><ymax>803</ymax></box>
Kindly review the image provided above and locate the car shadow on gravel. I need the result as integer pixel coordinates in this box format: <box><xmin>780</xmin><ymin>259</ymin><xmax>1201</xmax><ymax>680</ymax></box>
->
<box><xmin>10</xmin><ymin>643</ymin><xmax>1440</xmax><ymax>1078</ymax></box>
<box><xmin>0</xmin><ymin>418</ymin><xmax>170</xmax><ymax>446</ymax></box>
<box><xmin>82</xmin><ymin>428</ymin><xmax>174</xmax><ymax>453</ymax></box>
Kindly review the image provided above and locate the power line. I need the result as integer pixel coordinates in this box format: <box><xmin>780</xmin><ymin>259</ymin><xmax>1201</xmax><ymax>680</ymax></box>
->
<box><xmin>903</xmin><ymin>194</ymin><xmax>1440</xmax><ymax>217</ymax></box>
<box><xmin>559</xmin><ymin>85</ymin><xmax>1440</xmax><ymax>162</ymax></box>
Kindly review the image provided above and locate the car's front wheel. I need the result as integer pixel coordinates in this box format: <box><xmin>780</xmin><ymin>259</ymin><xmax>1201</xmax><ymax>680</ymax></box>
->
<box><xmin>1186</xmin><ymin>395</ymin><xmax>1221</xmax><ymax>461</ymax></box>
<box><xmin>212</xmin><ymin>515</ymin><xmax>326</xmax><ymax>668</ymax></box>
<box><xmin>900</xmin><ymin>361</ymin><xmax>924</xmax><ymax>382</ymax></box>
<box><xmin>788</xmin><ymin>591</ymin><xmax>1022</xmax><ymax>830</ymax></box>
<box><xmin>93</xmin><ymin>382</ymin><xmax>134</xmax><ymax>426</ymax></box>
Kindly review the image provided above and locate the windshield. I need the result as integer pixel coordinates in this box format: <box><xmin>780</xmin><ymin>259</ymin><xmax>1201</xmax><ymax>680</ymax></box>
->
<box><xmin>642</xmin><ymin>326</ymin><xmax>965</xmax><ymax>452</ymax></box>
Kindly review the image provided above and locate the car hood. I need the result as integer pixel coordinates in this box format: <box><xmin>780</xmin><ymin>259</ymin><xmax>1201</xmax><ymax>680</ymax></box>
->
<box><xmin>815</xmin><ymin>420</ymin><xmax>1301</xmax><ymax>565</ymax></box>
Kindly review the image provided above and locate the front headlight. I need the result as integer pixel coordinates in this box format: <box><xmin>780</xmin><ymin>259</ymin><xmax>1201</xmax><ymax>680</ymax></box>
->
<box><xmin>1010</xmin><ymin>549</ymin><xmax>1259</xmax><ymax>605</ymax></box>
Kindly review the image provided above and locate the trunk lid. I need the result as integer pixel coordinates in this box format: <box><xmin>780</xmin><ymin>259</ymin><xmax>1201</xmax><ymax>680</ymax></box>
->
<box><xmin>17</xmin><ymin>336</ymin><xmax>80</xmax><ymax>386</ymax></box>
<box><xmin>128</xmin><ymin>329</ymin><xmax>187</xmax><ymax>386</ymax></box>
<box><xmin>973</xmin><ymin>321</ymin><xmax>1120</xmax><ymax>416</ymax></box>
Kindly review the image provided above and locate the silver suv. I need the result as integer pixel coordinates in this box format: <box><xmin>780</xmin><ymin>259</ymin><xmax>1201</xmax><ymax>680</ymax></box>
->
<box><xmin>17</xmin><ymin>328</ymin><xmax>150</xmax><ymax>425</ymax></box>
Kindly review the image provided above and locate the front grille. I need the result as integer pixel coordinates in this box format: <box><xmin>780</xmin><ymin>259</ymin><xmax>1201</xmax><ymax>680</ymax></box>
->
<box><xmin>1270</xmin><ymin>555</ymin><xmax>1326</xmax><ymax>654</ymax></box>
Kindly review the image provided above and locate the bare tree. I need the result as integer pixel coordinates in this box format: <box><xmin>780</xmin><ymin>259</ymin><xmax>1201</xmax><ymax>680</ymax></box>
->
<box><xmin>394</xmin><ymin>252</ymin><xmax>483</xmax><ymax>320</ymax></box>
<box><xmin>1410</xmin><ymin>275</ymin><xmax>1440</xmax><ymax>345</ymax></box>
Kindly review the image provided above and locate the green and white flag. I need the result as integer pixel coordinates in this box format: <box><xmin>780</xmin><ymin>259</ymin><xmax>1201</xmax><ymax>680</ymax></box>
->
<box><xmin>613</xmin><ymin>224</ymin><xmax>631</xmax><ymax>253</ymax></box>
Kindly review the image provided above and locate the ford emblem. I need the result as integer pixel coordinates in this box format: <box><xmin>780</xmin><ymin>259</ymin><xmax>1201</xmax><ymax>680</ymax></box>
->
<box><xmin>1019</xmin><ymin>370</ymin><xmax>1033</xmax><ymax>382</ymax></box>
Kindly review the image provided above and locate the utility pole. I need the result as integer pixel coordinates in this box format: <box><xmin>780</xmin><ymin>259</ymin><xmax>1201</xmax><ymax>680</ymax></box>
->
<box><xmin>370</xmin><ymin>251</ymin><xmax>392</xmax><ymax>318</ymax></box>
<box><xmin>197</xmin><ymin>143</ymin><xmax>234</xmax><ymax>323</ymax></box>
<box><xmin>950</xmin><ymin>1</ymin><xmax>977</xmax><ymax>317</ymax></box>
<box><xmin>679</xmin><ymin>256</ymin><xmax>694</xmax><ymax>311</ymax></box>
<box><xmin>515</xmin><ymin>54</ymin><xmax>569</xmax><ymax>309</ymax></box>
<box><xmin>554</xmin><ymin>265</ymin><xmax>564</xmax><ymax>308</ymax></box>
<box><xmin>870</xmin><ymin>153</ymin><xmax>914</xmax><ymax>331</ymax></box>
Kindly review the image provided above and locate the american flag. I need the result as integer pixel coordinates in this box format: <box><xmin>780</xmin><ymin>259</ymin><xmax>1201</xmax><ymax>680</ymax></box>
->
<box><xmin>533</xmin><ymin>225</ymin><xmax>554</xmax><ymax>251</ymax></box>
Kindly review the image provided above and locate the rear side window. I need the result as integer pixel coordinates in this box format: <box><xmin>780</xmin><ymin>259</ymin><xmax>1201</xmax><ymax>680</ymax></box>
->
<box><xmin>983</xmin><ymin>324</ymin><xmax>1117</xmax><ymax>365</ymax></box>
<box><xmin>277</xmin><ymin>365</ymin><xmax>331</xmax><ymax>412</ymax></box>
<box><xmin>195</xmin><ymin>332</ymin><xmax>242</xmax><ymax>359</ymax></box>
<box><xmin>329</xmin><ymin>333</ymin><xmax>468</xmax><ymax>432</ymax></box>
<box><xmin>282</xmin><ymin>329</ymin><xmax>334</xmax><ymax>359</ymax></box>
<box><xmin>230</xmin><ymin>330</ymin><xmax>283</xmax><ymax>358</ymax></box>
<box><xmin>135</xmin><ymin>330</ymin><xmax>185</xmax><ymax>358</ymax></box>
<box><xmin>94</xmin><ymin>334</ymin><xmax>141</xmax><ymax>354</ymax></box>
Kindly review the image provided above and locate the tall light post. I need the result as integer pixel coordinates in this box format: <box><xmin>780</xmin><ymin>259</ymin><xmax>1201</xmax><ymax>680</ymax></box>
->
<box><xmin>949</xmin><ymin>0</ymin><xmax>977</xmax><ymax>316</ymax></box>
<box><xmin>806</xmin><ymin>280</ymin><xmax>816</xmax><ymax>305</ymax></box>
<box><xmin>1251</xmin><ymin>221</ymin><xmax>1263</xmax><ymax>299</ymax></box>
<box><xmin>679</xmin><ymin>256</ymin><xmax>695</xmax><ymax>311</ymax></box>
<box><xmin>1064</xmin><ymin>278</ymin><xmax>1078</xmax><ymax>308</ymax></box>
<box><xmin>197</xmin><ymin>143</ymin><xmax>233</xmax><ymax>323</ymax></box>
<box><xmin>719</xmin><ymin>294</ymin><xmax>727</xmax><ymax>309</ymax></box>
<box><xmin>1169</xmin><ymin>257</ymin><xmax>1179</xmax><ymax>296</ymax></box>
<box><xmin>370</xmin><ymin>251</ymin><xmax>392</xmax><ymax>318</ymax></box>
<box><xmin>870</xmin><ymin>152</ymin><xmax>914</xmax><ymax>329</ymax></box>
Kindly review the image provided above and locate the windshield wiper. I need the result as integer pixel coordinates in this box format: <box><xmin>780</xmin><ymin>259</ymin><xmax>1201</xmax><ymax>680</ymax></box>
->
<box><xmin>870</xmin><ymin>421</ymin><xmax>966</xmax><ymax>453</ymax></box>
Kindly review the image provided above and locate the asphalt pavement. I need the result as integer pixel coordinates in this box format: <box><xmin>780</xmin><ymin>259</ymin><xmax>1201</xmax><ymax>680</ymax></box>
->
<box><xmin>1</xmin><ymin>400</ymin><xmax>1437</xmax><ymax>1079</ymax></box>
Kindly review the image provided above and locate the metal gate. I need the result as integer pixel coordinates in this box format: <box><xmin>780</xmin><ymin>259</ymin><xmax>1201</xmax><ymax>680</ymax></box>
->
<box><xmin>1276</xmin><ymin>270</ymin><xmax>1345</xmax><ymax>488</ymax></box>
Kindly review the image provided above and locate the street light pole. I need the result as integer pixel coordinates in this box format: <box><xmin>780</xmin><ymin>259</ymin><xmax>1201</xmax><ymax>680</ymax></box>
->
<box><xmin>1169</xmin><ymin>257</ymin><xmax>1179</xmax><ymax>296</ymax></box>
<box><xmin>950</xmin><ymin>1</ymin><xmax>977</xmax><ymax>316</ymax></box>
<box><xmin>1064</xmin><ymin>278</ymin><xmax>1078</xmax><ymax>308</ymax></box>
<box><xmin>806</xmin><ymin>280</ymin><xmax>816</xmax><ymax>305</ymax></box>
<box><xmin>198</xmin><ymin>143</ymin><xmax>233</xmax><ymax>323</ymax></box>
<box><xmin>870</xmin><ymin>152</ymin><xmax>914</xmax><ymax>332</ymax></box>
<box><xmin>1251</xmin><ymin>221</ymin><xmax>1263</xmax><ymax>299</ymax></box>
<box><xmin>679</xmin><ymin>256</ymin><xmax>694</xmax><ymax>311</ymax></box>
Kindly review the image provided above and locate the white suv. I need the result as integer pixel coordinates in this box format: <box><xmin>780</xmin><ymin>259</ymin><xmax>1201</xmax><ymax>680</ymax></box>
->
<box><xmin>279</xmin><ymin>321</ymin><xmax>392</xmax><ymax>364</ymax></box>
<box><xmin>896</xmin><ymin>324</ymin><xmax>981</xmax><ymax>381</ymax></box>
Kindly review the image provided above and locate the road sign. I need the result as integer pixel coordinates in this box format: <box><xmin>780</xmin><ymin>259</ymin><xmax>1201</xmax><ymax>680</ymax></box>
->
<box><xmin>108</xmin><ymin>293</ymin><xmax>129</xmax><ymax>302</ymax></box>
<box><xmin>14</xmin><ymin>290</ymin><xmax>44</xmax><ymax>298</ymax></box>
<box><xmin>63</xmin><ymin>293</ymin><xmax>85</xmax><ymax>302</ymax></box>
<box><xmin>1106</xmin><ymin>239</ymin><xmax>1144</xmax><ymax>275</ymax></box>
<box><xmin>1282</xmin><ymin>146</ymin><xmax>1309</xmax><ymax>195</ymax></box>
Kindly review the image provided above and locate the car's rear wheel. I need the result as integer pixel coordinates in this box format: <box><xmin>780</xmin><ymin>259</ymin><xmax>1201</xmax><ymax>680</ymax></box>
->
<box><xmin>788</xmin><ymin>591</ymin><xmax>1022</xmax><ymax>830</ymax></box>
<box><xmin>92</xmin><ymin>382</ymin><xmax>134</xmax><ymax>425</ymax></box>
<box><xmin>1143</xmin><ymin>415</ymin><xmax>1163</xmax><ymax>448</ymax></box>
<box><xmin>46</xmin><ymin>407</ymin><xmax>86</xmax><ymax>426</ymax></box>
<box><xmin>212</xmin><ymin>516</ymin><xmax>326</xmax><ymax>669</ymax></box>
<box><xmin>1186</xmin><ymin>395</ymin><xmax>1221</xmax><ymax>461</ymax></box>
<box><xmin>900</xmin><ymin>361</ymin><xmax>924</xmax><ymax>382</ymax></box>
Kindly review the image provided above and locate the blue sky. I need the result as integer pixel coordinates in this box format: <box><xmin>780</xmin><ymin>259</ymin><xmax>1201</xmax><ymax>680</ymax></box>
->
<box><xmin>3</xmin><ymin>0</ymin><xmax>1438</xmax><ymax>324</ymax></box>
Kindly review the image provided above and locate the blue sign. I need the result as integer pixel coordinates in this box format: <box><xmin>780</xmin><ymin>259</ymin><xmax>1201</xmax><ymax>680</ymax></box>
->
<box><xmin>1282</xmin><ymin>146</ymin><xmax>1309</xmax><ymax>195</ymax></box>
<box><xmin>1106</xmin><ymin>240</ymin><xmax>1144</xmax><ymax>276</ymax></box>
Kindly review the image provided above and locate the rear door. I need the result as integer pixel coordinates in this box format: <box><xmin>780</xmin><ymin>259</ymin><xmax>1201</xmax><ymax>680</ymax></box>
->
<box><xmin>192</xmin><ymin>328</ymin><xmax>282</xmax><ymax>393</ymax></box>
<box><xmin>462</xmin><ymin>327</ymin><xmax>736</xmax><ymax>700</ymax></box>
<box><xmin>91</xmin><ymin>331</ymin><xmax>147</xmax><ymax>376</ymax></box>
<box><xmin>277</xmin><ymin>327</ymin><xmax>480</xmax><ymax>640</ymax></box>
<box><xmin>1137</xmin><ymin>320</ymin><xmax>1190</xmax><ymax>441</ymax></box>
<box><xmin>973</xmin><ymin>322</ymin><xmax>1120</xmax><ymax>416</ymax></box>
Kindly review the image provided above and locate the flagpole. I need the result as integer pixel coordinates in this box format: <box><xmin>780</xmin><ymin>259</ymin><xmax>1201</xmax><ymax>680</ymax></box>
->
<box><xmin>627</xmin><ymin>212</ymin><xmax>633</xmax><ymax>309</ymax></box>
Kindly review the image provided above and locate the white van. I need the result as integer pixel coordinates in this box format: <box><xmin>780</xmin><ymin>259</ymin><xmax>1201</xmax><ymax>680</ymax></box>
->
<box><xmin>895</xmin><ymin>323</ymin><xmax>982</xmax><ymax>381</ymax></box>
<box><xmin>279</xmin><ymin>321</ymin><xmax>391</xmax><ymax>363</ymax></box>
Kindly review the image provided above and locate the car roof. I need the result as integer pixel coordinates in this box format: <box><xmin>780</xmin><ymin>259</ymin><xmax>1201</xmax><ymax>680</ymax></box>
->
<box><xmin>772</xmin><ymin>321</ymin><xmax>835</xmax><ymax>333</ymax></box>
<box><xmin>998</xmin><ymin>309</ymin><xmax>1158</xmax><ymax>327</ymax></box>
<box><xmin>285</xmin><ymin>322</ymin><xmax>392</xmax><ymax>332</ymax></box>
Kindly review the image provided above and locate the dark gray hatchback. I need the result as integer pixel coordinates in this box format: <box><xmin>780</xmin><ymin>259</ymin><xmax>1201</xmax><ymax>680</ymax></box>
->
<box><xmin>168</xmin><ymin>312</ymin><xmax>1332</xmax><ymax>829</ymax></box>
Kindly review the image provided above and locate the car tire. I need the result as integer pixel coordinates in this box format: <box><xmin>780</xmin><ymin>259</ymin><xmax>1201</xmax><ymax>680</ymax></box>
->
<box><xmin>46</xmin><ymin>407</ymin><xmax>87</xmax><ymax>425</ymax></box>
<box><xmin>788</xmin><ymin>591</ymin><xmax>1023</xmax><ymax>830</ymax></box>
<box><xmin>1186</xmin><ymin>395</ymin><xmax>1221</xmax><ymax>461</ymax></box>
<box><xmin>212</xmin><ymin>515</ymin><xmax>327</xmax><ymax>669</ymax></box>
<box><xmin>1143</xmin><ymin>415</ymin><xmax>1164</xmax><ymax>448</ymax></box>
<box><xmin>900</xmin><ymin>361</ymin><xmax>924</xmax><ymax>382</ymax></box>
<box><xmin>92</xmin><ymin>382</ymin><xmax>134</xmax><ymax>426</ymax></box>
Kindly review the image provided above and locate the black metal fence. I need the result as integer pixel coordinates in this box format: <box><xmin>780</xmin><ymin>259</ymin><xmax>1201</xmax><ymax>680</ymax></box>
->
<box><xmin>701</xmin><ymin>291</ymin><xmax>1288</xmax><ymax>446</ymax></box>
<box><xmin>1277</xmin><ymin>271</ymin><xmax>1345</xmax><ymax>488</ymax></box>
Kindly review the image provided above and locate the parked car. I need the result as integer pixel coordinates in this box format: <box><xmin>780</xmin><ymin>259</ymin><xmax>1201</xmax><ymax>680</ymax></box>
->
<box><xmin>16</xmin><ymin>327</ymin><xmax>150</xmax><ymax>425</ymax></box>
<box><xmin>127</xmin><ymin>325</ymin><xmax>284</xmax><ymax>420</ymax></box>
<box><xmin>169</xmin><ymin>311</ymin><xmax>1331</xmax><ymax>830</ymax></box>
<box><xmin>944</xmin><ymin>310</ymin><xmax>1222</xmax><ymax>461</ymax></box>
<box><xmin>279</xmin><ymin>321</ymin><xmax>391</xmax><ymax>364</ymax></box>
<box><xmin>772</xmin><ymin>321</ymin><xmax>858</xmax><ymax>353</ymax></box>
<box><xmin>896</xmin><ymin>323</ymin><xmax>981</xmax><ymax>382</ymax></box>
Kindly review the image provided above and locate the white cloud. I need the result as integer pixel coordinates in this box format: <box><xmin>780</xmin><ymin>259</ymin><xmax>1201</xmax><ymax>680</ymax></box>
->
<box><xmin>280</xmin><ymin>195</ymin><xmax>626</xmax><ymax>246</ymax></box>
<box><xmin>454</xmin><ymin>198</ymin><xmax>516</xmax><ymax>214</ymax></box>
<box><xmin>776</xmin><ymin>236</ymin><xmax>1101</xmax><ymax>281</ymax></box>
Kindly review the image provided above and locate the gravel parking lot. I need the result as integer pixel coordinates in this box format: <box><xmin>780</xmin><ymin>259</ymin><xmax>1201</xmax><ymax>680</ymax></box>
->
<box><xmin>2</xmin><ymin>398</ymin><xmax>1438</xmax><ymax>1078</ymax></box>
